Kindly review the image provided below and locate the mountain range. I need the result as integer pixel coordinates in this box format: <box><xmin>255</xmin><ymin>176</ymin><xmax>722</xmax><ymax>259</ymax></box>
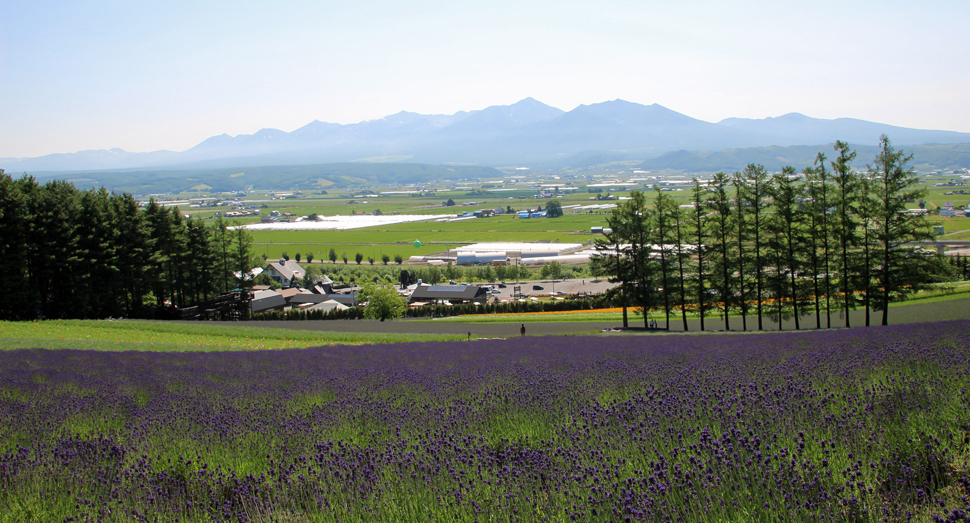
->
<box><xmin>4</xmin><ymin>98</ymin><xmax>970</xmax><ymax>173</ymax></box>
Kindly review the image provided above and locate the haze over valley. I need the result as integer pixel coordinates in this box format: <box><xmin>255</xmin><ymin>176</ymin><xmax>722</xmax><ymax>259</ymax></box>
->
<box><xmin>5</xmin><ymin>98</ymin><xmax>970</xmax><ymax>174</ymax></box>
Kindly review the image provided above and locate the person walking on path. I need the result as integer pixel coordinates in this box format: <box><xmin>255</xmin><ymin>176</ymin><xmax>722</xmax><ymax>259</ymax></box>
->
<box><xmin>520</xmin><ymin>324</ymin><xmax>526</xmax><ymax>336</ymax></box>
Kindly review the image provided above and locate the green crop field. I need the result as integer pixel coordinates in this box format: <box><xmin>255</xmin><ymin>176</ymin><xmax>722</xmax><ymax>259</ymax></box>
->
<box><xmin>929</xmin><ymin>215</ymin><xmax>970</xmax><ymax>240</ymax></box>
<box><xmin>245</xmin><ymin>213</ymin><xmax>608</xmax><ymax>260</ymax></box>
<box><xmin>0</xmin><ymin>320</ymin><xmax>464</xmax><ymax>352</ymax></box>
<box><xmin>173</xmin><ymin>171</ymin><xmax>970</xmax><ymax>261</ymax></box>
<box><xmin>252</xmin><ymin>242</ymin><xmax>464</xmax><ymax>262</ymax></box>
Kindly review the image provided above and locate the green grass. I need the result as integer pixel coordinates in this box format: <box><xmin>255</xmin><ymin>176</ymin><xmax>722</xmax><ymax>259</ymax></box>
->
<box><xmin>436</xmin><ymin>284</ymin><xmax>970</xmax><ymax>324</ymax></box>
<box><xmin>438</xmin><ymin>311</ymin><xmax>627</xmax><ymax>323</ymax></box>
<box><xmin>0</xmin><ymin>320</ymin><xmax>464</xmax><ymax>352</ymax></box>
<box><xmin>253</xmin><ymin>242</ymin><xmax>463</xmax><ymax>262</ymax></box>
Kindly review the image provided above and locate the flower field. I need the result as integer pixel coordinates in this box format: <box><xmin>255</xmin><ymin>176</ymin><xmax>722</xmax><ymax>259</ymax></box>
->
<box><xmin>2</xmin><ymin>322</ymin><xmax>969</xmax><ymax>522</ymax></box>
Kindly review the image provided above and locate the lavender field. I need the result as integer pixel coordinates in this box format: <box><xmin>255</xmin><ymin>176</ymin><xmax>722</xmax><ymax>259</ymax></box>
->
<box><xmin>2</xmin><ymin>322</ymin><xmax>970</xmax><ymax>522</ymax></box>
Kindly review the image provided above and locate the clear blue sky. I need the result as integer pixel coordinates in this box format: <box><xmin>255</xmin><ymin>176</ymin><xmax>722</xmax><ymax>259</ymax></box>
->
<box><xmin>2</xmin><ymin>0</ymin><xmax>968</xmax><ymax>158</ymax></box>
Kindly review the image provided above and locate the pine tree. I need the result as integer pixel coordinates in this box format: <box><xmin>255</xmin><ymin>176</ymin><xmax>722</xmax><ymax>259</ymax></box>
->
<box><xmin>806</xmin><ymin>153</ymin><xmax>835</xmax><ymax>328</ymax></box>
<box><xmin>235</xmin><ymin>227</ymin><xmax>255</xmax><ymax>291</ymax></box>
<box><xmin>593</xmin><ymin>206</ymin><xmax>634</xmax><ymax>328</ymax></box>
<box><xmin>857</xmin><ymin>170</ymin><xmax>878</xmax><ymax>326</ymax></box>
<box><xmin>75</xmin><ymin>188</ymin><xmax>119</xmax><ymax>317</ymax></box>
<box><xmin>653</xmin><ymin>188</ymin><xmax>676</xmax><ymax>329</ymax></box>
<box><xmin>31</xmin><ymin>180</ymin><xmax>82</xmax><ymax>318</ymax></box>
<box><xmin>706</xmin><ymin>172</ymin><xmax>734</xmax><ymax>330</ymax></box>
<box><xmin>732</xmin><ymin>172</ymin><xmax>750</xmax><ymax>331</ymax></box>
<box><xmin>186</xmin><ymin>218</ymin><xmax>216</xmax><ymax>302</ymax></box>
<box><xmin>690</xmin><ymin>179</ymin><xmax>709</xmax><ymax>331</ymax></box>
<box><xmin>671</xmin><ymin>203</ymin><xmax>691</xmax><ymax>331</ymax></box>
<box><xmin>831</xmin><ymin>141</ymin><xmax>859</xmax><ymax>328</ymax></box>
<box><xmin>212</xmin><ymin>216</ymin><xmax>235</xmax><ymax>294</ymax></box>
<box><xmin>618</xmin><ymin>191</ymin><xmax>656</xmax><ymax>328</ymax></box>
<box><xmin>742</xmin><ymin>164</ymin><xmax>770</xmax><ymax>330</ymax></box>
<box><xmin>768</xmin><ymin>167</ymin><xmax>806</xmax><ymax>330</ymax></box>
<box><xmin>0</xmin><ymin>171</ymin><xmax>33</xmax><ymax>320</ymax></box>
<box><xmin>111</xmin><ymin>192</ymin><xmax>151</xmax><ymax>315</ymax></box>
<box><xmin>869</xmin><ymin>135</ymin><xmax>933</xmax><ymax>325</ymax></box>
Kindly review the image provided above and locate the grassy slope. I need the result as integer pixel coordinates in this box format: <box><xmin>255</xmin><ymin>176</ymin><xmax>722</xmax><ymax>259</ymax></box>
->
<box><xmin>4</xmin><ymin>288</ymin><xmax>964</xmax><ymax>353</ymax></box>
<box><xmin>0</xmin><ymin>320</ymin><xmax>463</xmax><ymax>352</ymax></box>
<box><xmin>438</xmin><ymin>283</ymin><xmax>970</xmax><ymax>324</ymax></box>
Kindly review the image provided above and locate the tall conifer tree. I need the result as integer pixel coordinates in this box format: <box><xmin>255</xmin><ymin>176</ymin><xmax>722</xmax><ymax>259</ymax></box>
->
<box><xmin>831</xmin><ymin>141</ymin><xmax>859</xmax><ymax>328</ymax></box>
<box><xmin>869</xmin><ymin>135</ymin><xmax>933</xmax><ymax>325</ymax></box>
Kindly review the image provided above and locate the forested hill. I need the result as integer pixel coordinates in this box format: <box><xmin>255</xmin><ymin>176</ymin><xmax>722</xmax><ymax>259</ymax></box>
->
<box><xmin>37</xmin><ymin>163</ymin><xmax>502</xmax><ymax>194</ymax></box>
<box><xmin>638</xmin><ymin>142</ymin><xmax>970</xmax><ymax>172</ymax></box>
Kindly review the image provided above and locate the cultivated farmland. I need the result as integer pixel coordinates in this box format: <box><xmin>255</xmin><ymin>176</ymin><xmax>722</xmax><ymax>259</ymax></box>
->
<box><xmin>2</xmin><ymin>321</ymin><xmax>969</xmax><ymax>522</ymax></box>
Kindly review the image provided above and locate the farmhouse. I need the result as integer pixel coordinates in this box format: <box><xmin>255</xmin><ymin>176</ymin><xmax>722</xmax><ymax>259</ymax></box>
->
<box><xmin>264</xmin><ymin>260</ymin><xmax>306</xmax><ymax>287</ymax></box>
<box><xmin>409</xmin><ymin>284</ymin><xmax>489</xmax><ymax>305</ymax></box>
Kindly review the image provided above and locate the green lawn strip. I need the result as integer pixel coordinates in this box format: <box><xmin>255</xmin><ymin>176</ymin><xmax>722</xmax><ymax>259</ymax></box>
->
<box><xmin>0</xmin><ymin>320</ymin><xmax>463</xmax><ymax>352</ymax></box>
<box><xmin>437</xmin><ymin>288</ymin><xmax>970</xmax><ymax>324</ymax></box>
<box><xmin>897</xmin><ymin>285</ymin><xmax>970</xmax><ymax>305</ymax></box>
<box><xmin>436</xmin><ymin>312</ymin><xmax>626</xmax><ymax>323</ymax></box>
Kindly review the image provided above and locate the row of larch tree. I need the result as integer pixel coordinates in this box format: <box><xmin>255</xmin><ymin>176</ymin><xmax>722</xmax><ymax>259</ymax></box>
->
<box><xmin>0</xmin><ymin>170</ymin><xmax>255</xmax><ymax>321</ymax></box>
<box><xmin>593</xmin><ymin>136</ymin><xmax>947</xmax><ymax>330</ymax></box>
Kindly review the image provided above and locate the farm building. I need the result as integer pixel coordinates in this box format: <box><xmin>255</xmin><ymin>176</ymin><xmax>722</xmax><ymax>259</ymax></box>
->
<box><xmin>251</xmin><ymin>290</ymin><xmax>286</xmax><ymax>313</ymax></box>
<box><xmin>449</xmin><ymin>242</ymin><xmax>585</xmax><ymax>266</ymax></box>
<box><xmin>456</xmin><ymin>252</ymin><xmax>508</xmax><ymax>266</ymax></box>
<box><xmin>289</xmin><ymin>293</ymin><xmax>358</xmax><ymax>308</ymax></box>
<box><xmin>305</xmin><ymin>300</ymin><xmax>350</xmax><ymax>313</ymax></box>
<box><xmin>409</xmin><ymin>284</ymin><xmax>489</xmax><ymax>305</ymax></box>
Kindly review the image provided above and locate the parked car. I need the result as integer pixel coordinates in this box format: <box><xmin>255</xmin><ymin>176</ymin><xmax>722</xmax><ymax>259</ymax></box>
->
<box><xmin>497</xmin><ymin>283</ymin><xmax>507</xmax><ymax>288</ymax></box>
<box><xmin>532</xmin><ymin>285</ymin><xmax>544</xmax><ymax>290</ymax></box>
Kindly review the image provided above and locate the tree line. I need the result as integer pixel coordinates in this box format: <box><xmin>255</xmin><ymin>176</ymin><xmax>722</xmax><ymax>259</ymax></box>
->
<box><xmin>0</xmin><ymin>170</ymin><xmax>255</xmax><ymax>321</ymax></box>
<box><xmin>593</xmin><ymin>136</ymin><xmax>947</xmax><ymax>330</ymax></box>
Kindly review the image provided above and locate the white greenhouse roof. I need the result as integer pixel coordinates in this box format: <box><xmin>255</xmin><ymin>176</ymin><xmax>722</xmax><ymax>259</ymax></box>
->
<box><xmin>235</xmin><ymin>214</ymin><xmax>451</xmax><ymax>231</ymax></box>
<box><xmin>452</xmin><ymin>242</ymin><xmax>583</xmax><ymax>254</ymax></box>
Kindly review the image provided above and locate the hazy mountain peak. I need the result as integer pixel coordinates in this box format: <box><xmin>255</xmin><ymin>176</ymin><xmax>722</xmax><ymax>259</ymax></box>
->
<box><xmin>719</xmin><ymin>112</ymin><xmax>813</xmax><ymax>125</ymax></box>
<box><xmin>775</xmin><ymin>112</ymin><xmax>811</xmax><ymax>120</ymax></box>
<box><xmin>252</xmin><ymin>128</ymin><xmax>285</xmax><ymax>138</ymax></box>
<box><xmin>442</xmin><ymin>98</ymin><xmax>564</xmax><ymax>132</ymax></box>
<box><xmin>575</xmin><ymin>99</ymin><xmax>706</xmax><ymax>128</ymax></box>
<box><xmin>509</xmin><ymin>97</ymin><xmax>558</xmax><ymax>109</ymax></box>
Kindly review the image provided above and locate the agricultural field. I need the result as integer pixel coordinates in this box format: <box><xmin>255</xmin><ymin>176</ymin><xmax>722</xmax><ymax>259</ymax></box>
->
<box><xmin>930</xmin><ymin>215</ymin><xmax>970</xmax><ymax>241</ymax></box>
<box><xmin>2</xmin><ymin>321</ymin><xmax>969</xmax><ymax>522</ymax></box>
<box><xmin>177</xmin><ymin>170</ymin><xmax>970</xmax><ymax>262</ymax></box>
<box><xmin>246</xmin><ymin>214</ymin><xmax>605</xmax><ymax>261</ymax></box>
